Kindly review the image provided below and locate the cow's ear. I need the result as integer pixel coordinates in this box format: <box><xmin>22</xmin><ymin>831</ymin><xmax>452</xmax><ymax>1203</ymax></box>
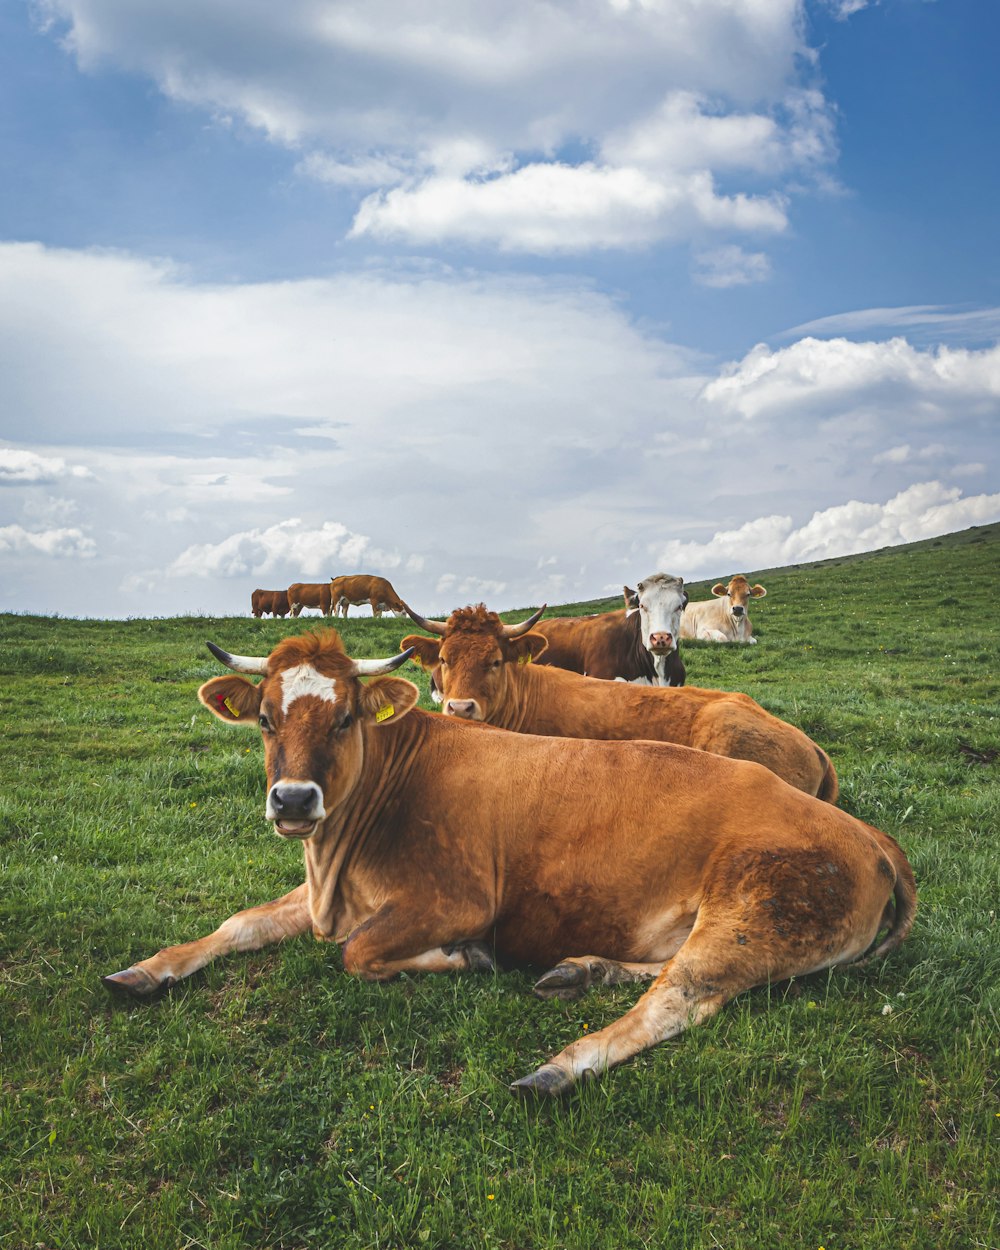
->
<box><xmin>358</xmin><ymin>676</ymin><xmax>420</xmax><ymax>726</ymax></box>
<box><xmin>681</xmin><ymin>592</ymin><xmax>689</xmax><ymax>609</ymax></box>
<box><xmin>198</xmin><ymin>675</ymin><xmax>262</xmax><ymax>725</ymax></box>
<box><xmin>711</xmin><ymin>583</ymin><xmax>728</xmax><ymax>597</ymax></box>
<box><xmin>750</xmin><ymin>583</ymin><xmax>767</xmax><ymax>598</ymax></box>
<box><xmin>623</xmin><ymin>585</ymin><xmax>639</xmax><ymax>609</ymax></box>
<box><xmin>400</xmin><ymin>635</ymin><xmax>441</xmax><ymax>670</ymax></box>
<box><xmin>510</xmin><ymin>632</ymin><xmax>548</xmax><ymax>665</ymax></box>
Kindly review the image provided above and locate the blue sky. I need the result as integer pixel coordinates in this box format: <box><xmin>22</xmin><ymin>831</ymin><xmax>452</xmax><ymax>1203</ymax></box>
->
<box><xmin>2</xmin><ymin>0</ymin><xmax>998</xmax><ymax>616</ymax></box>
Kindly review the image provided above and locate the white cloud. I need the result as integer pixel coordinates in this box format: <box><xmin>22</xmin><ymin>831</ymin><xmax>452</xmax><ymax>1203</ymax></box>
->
<box><xmin>692</xmin><ymin>245</ymin><xmax>772</xmax><ymax>289</ymax></box>
<box><xmin>0</xmin><ymin>524</ymin><xmax>96</xmax><ymax>558</ymax></box>
<box><xmin>351</xmin><ymin>164</ymin><xmax>788</xmax><ymax>253</ymax></box>
<box><xmin>702</xmin><ymin>336</ymin><xmax>1000</xmax><ymax>421</ymax></box>
<box><xmin>0</xmin><ymin>448</ymin><xmax>93</xmax><ymax>485</ymax></box>
<box><xmin>0</xmin><ymin>243</ymin><xmax>996</xmax><ymax>617</ymax></box>
<box><xmin>167</xmin><ymin>519</ymin><xmax>401</xmax><ymax>580</ymax></box>
<box><xmin>436</xmin><ymin>573</ymin><xmax>507</xmax><ymax>601</ymax></box>
<box><xmin>654</xmin><ymin>483</ymin><xmax>1000</xmax><ymax>578</ymax></box>
<box><xmin>38</xmin><ymin>0</ymin><xmax>830</xmax><ymax>253</ymax></box>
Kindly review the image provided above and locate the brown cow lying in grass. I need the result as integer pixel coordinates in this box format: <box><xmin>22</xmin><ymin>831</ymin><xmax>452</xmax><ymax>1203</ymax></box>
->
<box><xmin>403</xmin><ymin>604</ymin><xmax>838</xmax><ymax>801</ymax></box>
<box><xmin>103</xmin><ymin>630</ymin><xmax>914</xmax><ymax>1096</ymax></box>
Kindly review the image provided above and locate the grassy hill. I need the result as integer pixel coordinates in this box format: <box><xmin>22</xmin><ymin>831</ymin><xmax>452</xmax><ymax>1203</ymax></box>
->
<box><xmin>1</xmin><ymin>525</ymin><xmax>997</xmax><ymax>1249</ymax></box>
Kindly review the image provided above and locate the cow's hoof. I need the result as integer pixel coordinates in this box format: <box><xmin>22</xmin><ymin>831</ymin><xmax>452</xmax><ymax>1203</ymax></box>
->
<box><xmin>533</xmin><ymin>961</ymin><xmax>591</xmax><ymax>1001</ymax></box>
<box><xmin>101</xmin><ymin>966</ymin><xmax>166</xmax><ymax>997</ymax></box>
<box><xmin>510</xmin><ymin>1063</ymin><xmax>575</xmax><ymax>1098</ymax></box>
<box><xmin>463</xmin><ymin>941</ymin><xmax>496</xmax><ymax>974</ymax></box>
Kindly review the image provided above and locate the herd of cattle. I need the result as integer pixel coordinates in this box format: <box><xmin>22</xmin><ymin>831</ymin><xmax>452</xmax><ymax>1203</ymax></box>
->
<box><xmin>252</xmin><ymin>574</ymin><xmax>406</xmax><ymax>620</ymax></box>
<box><xmin>105</xmin><ymin>568</ymin><xmax>916</xmax><ymax>1097</ymax></box>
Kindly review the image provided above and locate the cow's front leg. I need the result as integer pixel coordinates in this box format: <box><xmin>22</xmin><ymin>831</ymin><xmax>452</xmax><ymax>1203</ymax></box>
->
<box><xmin>341</xmin><ymin>909</ymin><xmax>493</xmax><ymax>980</ymax></box>
<box><xmin>103</xmin><ymin>882</ymin><xmax>311</xmax><ymax>997</ymax></box>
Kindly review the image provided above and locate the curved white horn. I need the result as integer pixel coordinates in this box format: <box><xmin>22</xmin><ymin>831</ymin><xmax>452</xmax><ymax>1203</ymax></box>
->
<box><xmin>402</xmin><ymin>603</ymin><xmax>447</xmax><ymax>635</ymax></box>
<box><xmin>354</xmin><ymin>647</ymin><xmax>415</xmax><ymax>676</ymax></box>
<box><xmin>501</xmin><ymin>604</ymin><xmax>546</xmax><ymax>638</ymax></box>
<box><xmin>206</xmin><ymin>641</ymin><xmax>269</xmax><ymax>675</ymax></box>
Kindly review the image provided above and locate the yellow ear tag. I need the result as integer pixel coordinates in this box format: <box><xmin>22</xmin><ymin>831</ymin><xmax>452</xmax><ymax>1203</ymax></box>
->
<box><xmin>375</xmin><ymin>704</ymin><xmax>394</xmax><ymax>723</ymax></box>
<box><xmin>518</xmin><ymin>653</ymin><xmax>532</xmax><ymax>665</ymax></box>
<box><xmin>223</xmin><ymin>696</ymin><xmax>240</xmax><ymax>717</ymax></box>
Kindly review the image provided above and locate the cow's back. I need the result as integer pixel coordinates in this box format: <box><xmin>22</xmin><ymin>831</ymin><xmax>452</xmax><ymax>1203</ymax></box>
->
<box><xmin>534</xmin><ymin>610</ymin><xmax>641</xmax><ymax>679</ymax></box>
<box><xmin>680</xmin><ymin>599</ymin><xmax>729</xmax><ymax>639</ymax></box>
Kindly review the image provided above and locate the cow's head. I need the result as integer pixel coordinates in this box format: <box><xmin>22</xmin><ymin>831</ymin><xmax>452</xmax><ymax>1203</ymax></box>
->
<box><xmin>402</xmin><ymin>603</ymin><xmax>547</xmax><ymax>722</ymax></box>
<box><xmin>711</xmin><ymin>575</ymin><xmax>767</xmax><ymax>621</ymax></box>
<box><xmin>198</xmin><ymin>632</ymin><xmax>418</xmax><ymax>840</ymax></box>
<box><xmin>626</xmin><ymin>573</ymin><xmax>688</xmax><ymax>655</ymax></box>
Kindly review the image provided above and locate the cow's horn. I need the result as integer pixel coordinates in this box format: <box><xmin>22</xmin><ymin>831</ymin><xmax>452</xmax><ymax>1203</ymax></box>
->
<box><xmin>501</xmin><ymin>605</ymin><xmax>547</xmax><ymax>638</ymax></box>
<box><xmin>354</xmin><ymin>647</ymin><xmax>415</xmax><ymax>677</ymax></box>
<box><xmin>206</xmin><ymin>641</ymin><xmax>269</xmax><ymax>675</ymax></box>
<box><xmin>402</xmin><ymin>603</ymin><xmax>448</xmax><ymax>635</ymax></box>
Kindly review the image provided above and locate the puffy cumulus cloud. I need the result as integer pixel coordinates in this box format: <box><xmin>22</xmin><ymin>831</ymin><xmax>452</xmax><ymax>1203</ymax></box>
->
<box><xmin>167</xmin><ymin>519</ymin><xmax>401</xmax><ymax>580</ymax></box>
<box><xmin>654</xmin><ymin>483</ymin><xmax>1000</xmax><ymax>578</ymax></box>
<box><xmin>0</xmin><ymin>524</ymin><xmax>96</xmax><ymax>558</ymax></box>
<box><xmin>692</xmin><ymin>245</ymin><xmax>772</xmax><ymax>289</ymax></box>
<box><xmin>37</xmin><ymin>0</ymin><xmax>830</xmax><ymax>253</ymax></box>
<box><xmin>702</xmin><ymin>337</ymin><xmax>1000</xmax><ymax>421</ymax></box>
<box><xmin>351</xmin><ymin>165</ymin><xmax>787</xmax><ymax>253</ymax></box>
<box><xmin>0</xmin><ymin>448</ymin><xmax>93</xmax><ymax>485</ymax></box>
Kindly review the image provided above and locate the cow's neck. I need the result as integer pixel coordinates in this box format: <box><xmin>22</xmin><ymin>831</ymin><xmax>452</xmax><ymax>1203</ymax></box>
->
<box><xmin>303</xmin><ymin>711</ymin><xmax>428</xmax><ymax>938</ymax></box>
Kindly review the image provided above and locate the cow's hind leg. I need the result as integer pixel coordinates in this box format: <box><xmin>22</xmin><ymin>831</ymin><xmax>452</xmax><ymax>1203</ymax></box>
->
<box><xmin>513</xmin><ymin>942</ymin><xmax>734</xmax><ymax>1097</ymax></box>
<box><xmin>102</xmin><ymin>882</ymin><xmax>311</xmax><ymax>997</ymax></box>
<box><xmin>533</xmin><ymin>956</ymin><xmax>664</xmax><ymax>1001</ymax></box>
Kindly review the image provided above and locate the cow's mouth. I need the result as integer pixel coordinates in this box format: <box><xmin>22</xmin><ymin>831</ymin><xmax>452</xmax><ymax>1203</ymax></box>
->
<box><xmin>648</xmin><ymin>643</ymin><xmax>676</xmax><ymax>655</ymax></box>
<box><xmin>274</xmin><ymin>819</ymin><xmax>319</xmax><ymax>839</ymax></box>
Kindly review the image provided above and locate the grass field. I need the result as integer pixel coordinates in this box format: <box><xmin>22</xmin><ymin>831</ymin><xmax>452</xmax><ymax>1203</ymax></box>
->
<box><xmin>2</xmin><ymin>524</ymin><xmax>998</xmax><ymax>1250</ymax></box>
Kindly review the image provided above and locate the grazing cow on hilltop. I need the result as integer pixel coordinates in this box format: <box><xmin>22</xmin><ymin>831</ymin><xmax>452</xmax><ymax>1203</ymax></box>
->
<box><xmin>104</xmin><ymin>629</ymin><xmax>914</xmax><ymax>1096</ymax></box>
<box><xmin>403</xmin><ymin>604</ymin><xmax>838</xmax><ymax>800</ymax></box>
<box><xmin>682</xmin><ymin>575</ymin><xmax>767</xmax><ymax>644</ymax></box>
<box><xmin>288</xmin><ymin>582</ymin><xmax>333</xmax><ymax>617</ymax></box>
<box><xmin>330</xmin><ymin>574</ymin><xmax>406</xmax><ymax>618</ymax></box>
<box><xmin>531</xmin><ymin>573</ymin><xmax>688</xmax><ymax>686</ymax></box>
<box><xmin>251</xmin><ymin>589</ymin><xmax>290</xmax><ymax>618</ymax></box>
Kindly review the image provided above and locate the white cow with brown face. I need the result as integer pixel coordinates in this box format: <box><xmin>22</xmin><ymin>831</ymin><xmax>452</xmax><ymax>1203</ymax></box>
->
<box><xmin>681</xmin><ymin>575</ymin><xmax>766</xmax><ymax>644</ymax></box>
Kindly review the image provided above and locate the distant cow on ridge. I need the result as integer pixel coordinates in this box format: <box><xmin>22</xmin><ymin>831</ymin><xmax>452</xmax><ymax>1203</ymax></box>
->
<box><xmin>682</xmin><ymin>576</ymin><xmax>766</xmax><ymax>644</ymax></box>
<box><xmin>251</xmin><ymin>589</ymin><xmax>290</xmax><ymax>618</ymax></box>
<box><xmin>287</xmin><ymin>583</ymin><xmax>333</xmax><ymax>617</ymax></box>
<box><xmin>330</xmin><ymin>575</ymin><xmax>406</xmax><ymax>618</ymax></box>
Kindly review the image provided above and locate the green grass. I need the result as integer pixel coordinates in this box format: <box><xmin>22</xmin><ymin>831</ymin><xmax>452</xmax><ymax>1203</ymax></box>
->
<box><xmin>2</xmin><ymin>524</ymin><xmax>998</xmax><ymax>1249</ymax></box>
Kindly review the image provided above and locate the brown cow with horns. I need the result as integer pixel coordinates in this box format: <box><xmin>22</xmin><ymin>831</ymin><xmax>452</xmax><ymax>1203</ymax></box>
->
<box><xmin>103</xmin><ymin>629</ymin><xmax>915</xmax><ymax>1096</ymax></box>
<box><xmin>402</xmin><ymin>604</ymin><xmax>838</xmax><ymax>800</ymax></box>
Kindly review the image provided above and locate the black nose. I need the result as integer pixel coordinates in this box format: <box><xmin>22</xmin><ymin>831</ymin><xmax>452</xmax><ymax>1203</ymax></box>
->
<box><xmin>271</xmin><ymin>783</ymin><xmax>322</xmax><ymax>819</ymax></box>
<box><xmin>732</xmin><ymin>605</ymin><xmax>744</xmax><ymax>616</ymax></box>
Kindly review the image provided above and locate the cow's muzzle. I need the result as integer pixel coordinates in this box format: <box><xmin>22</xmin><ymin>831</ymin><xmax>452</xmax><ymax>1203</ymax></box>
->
<box><xmin>444</xmin><ymin>699</ymin><xmax>483</xmax><ymax>721</ymax></box>
<box><xmin>647</xmin><ymin>632</ymin><xmax>676</xmax><ymax>653</ymax></box>
<box><xmin>266</xmin><ymin>781</ymin><xmax>326</xmax><ymax>838</ymax></box>
<box><xmin>731</xmin><ymin>605</ymin><xmax>745</xmax><ymax>617</ymax></box>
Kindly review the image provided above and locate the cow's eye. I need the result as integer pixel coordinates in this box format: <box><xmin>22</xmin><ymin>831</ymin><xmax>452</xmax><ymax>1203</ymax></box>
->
<box><xmin>491</xmin><ymin>659</ymin><xmax>502</xmax><ymax>669</ymax></box>
<box><xmin>259</xmin><ymin>713</ymin><xmax>273</xmax><ymax>733</ymax></box>
<box><xmin>337</xmin><ymin>711</ymin><xmax>353</xmax><ymax>732</ymax></box>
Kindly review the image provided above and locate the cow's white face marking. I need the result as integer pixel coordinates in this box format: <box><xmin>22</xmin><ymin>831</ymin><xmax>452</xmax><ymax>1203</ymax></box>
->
<box><xmin>280</xmin><ymin>663</ymin><xmax>338</xmax><ymax>713</ymax></box>
<box><xmin>636</xmin><ymin>574</ymin><xmax>686</xmax><ymax>653</ymax></box>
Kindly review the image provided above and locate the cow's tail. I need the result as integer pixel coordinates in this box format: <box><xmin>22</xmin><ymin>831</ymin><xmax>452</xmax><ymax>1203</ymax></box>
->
<box><xmin>864</xmin><ymin>826</ymin><xmax>918</xmax><ymax>962</ymax></box>
<box><xmin>815</xmin><ymin>746</ymin><xmax>840</xmax><ymax>805</ymax></box>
